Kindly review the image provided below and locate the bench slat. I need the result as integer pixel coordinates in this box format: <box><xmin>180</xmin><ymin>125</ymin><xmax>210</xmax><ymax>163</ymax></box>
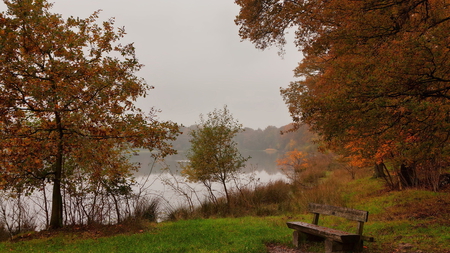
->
<box><xmin>287</xmin><ymin>221</ymin><xmax>361</xmax><ymax>243</ymax></box>
<box><xmin>308</xmin><ymin>203</ymin><xmax>368</xmax><ymax>222</ymax></box>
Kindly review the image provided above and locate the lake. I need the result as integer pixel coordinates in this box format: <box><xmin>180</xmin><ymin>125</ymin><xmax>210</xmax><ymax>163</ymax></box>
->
<box><xmin>130</xmin><ymin>149</ymin><xmax>288</xmax><ymax>209</ymax></box>
<box><xmin>131</xmin><ymin>149</ymin><xmax>284</xmax><ymax>175</ymax></box>
<box><xmin>0</xmin><ymin>150</ymin><xmax>287</xmax><ymax>230</ymax></box>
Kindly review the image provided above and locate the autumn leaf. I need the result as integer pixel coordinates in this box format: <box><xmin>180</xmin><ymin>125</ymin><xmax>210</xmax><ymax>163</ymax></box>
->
<box><xmin>236</xmin><ymin>0</ymin><xmax>450</xmax><ymax>189</ymax></box>
<box><xmin>0</xmin><ymin>0</ymin><xmax>180</xmax><ymax>228</ymax></box>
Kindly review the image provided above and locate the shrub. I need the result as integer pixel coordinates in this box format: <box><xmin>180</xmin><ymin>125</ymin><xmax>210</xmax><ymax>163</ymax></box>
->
<box><xmin>166</xmin><ymin>180</ymin><xmax>295</xmax><ymax>220</ymax></box>
<box><xmin>0</xmin><ymin>223</ymin><xmax>9</xmax><ymax>242</ymax></box>
<box><xmin>133</xmin><ymin>197</ymin><xmax>160</xmax><ymax>222</ymax></box>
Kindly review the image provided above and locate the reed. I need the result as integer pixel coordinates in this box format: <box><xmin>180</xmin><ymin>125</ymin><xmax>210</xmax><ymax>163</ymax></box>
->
<box><xmin>164</xmin><ymin>179</ymin><xmax>296</xmax><ymax>220</ymax></box>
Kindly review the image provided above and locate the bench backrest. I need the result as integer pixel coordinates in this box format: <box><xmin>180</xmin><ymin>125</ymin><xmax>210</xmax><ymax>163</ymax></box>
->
<box><xmin>308</xmin><ymin>203</ymin><xmax>369</xmax><ymax>222</ymax></box>
<box><xmin>308</xmin><ymin>203</ymin><xmax>369</xmax><ymax>235</ymax></box>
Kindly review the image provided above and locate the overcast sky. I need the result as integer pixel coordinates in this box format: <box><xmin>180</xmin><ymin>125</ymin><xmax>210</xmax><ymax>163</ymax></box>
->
<box><xmin>1</xmin><ymin>0</ymin><xmax>303</xmax><ymax>129</ymax></box>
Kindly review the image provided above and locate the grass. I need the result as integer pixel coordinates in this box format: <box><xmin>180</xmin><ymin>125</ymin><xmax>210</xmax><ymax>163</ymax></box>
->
<box><xmin>165</xmin><ymin>179</ymin><xmax>296</xmax><ymax>220</ymax></box>
<box><xmin>0</xmin><ymin>217</ymin><xmax>292</xmax><ymax>253</ymax></box>
<box><xmin>1</xmin><ymin>167</ymin><xmax>450</xmax><ymax>252</ymax></box>
<box><xmin>338</xmin><ymin>175</ymin><xmax>450</xmax><ymax>253</ymax></box>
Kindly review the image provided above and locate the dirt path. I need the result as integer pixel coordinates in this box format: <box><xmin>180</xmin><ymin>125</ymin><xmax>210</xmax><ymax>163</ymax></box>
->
<box><xmin>266</xmin><ymin>243</ymin><xmax>312</xmax><ymax>253</ymax></box>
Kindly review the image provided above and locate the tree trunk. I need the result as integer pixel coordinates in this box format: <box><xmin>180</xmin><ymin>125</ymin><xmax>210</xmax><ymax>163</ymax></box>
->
<box><xmin>399</xmin><ymin>163</ymin><xmax>416</xmax><ymax>188</ymax></box>
<box><xmin>50</xmin><ymin>149</ymin><xmax>63</xmax><ymax>229</ymax></box>
<box><xmin>222</xmin><ymin>180</ymin><xmax>230</xmax><ymax>207</ymax></box>
<box><xmin>50</xmin><ymin>112</ymin><xmax>64</xmax><ymax>229</ymax></box>
<box><xmin>202</xmin><ymin>180</ymin><xmax>218</xmax><ymax>206</ymax></box>
<box><xmin>42</xmin><ymin>180</ymin><xmax>50</xmax><ymax>228</ymax></box>
<box><xmin>50</xmin><ymin>172</ymin><xmax>63</xmax><ymax>229</ymax></box>
<box><xmin>373</xmin><ymin>162</ymin><xmax>386</xmax><ymax>178</ymax></box>
<box><xmin>111</xmin><ymin>193</ymin><xmax>121</xmax><ymax>224</ymax></box>
<box><xmin>375</xmin><ymin>162</ymin><xmax>397</xmax><ymax>190</ymax></box>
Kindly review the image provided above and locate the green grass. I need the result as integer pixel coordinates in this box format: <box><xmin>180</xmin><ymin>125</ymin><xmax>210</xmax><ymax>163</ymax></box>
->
<box><xmin>2</xmin><ymin>171</ymin><xmax>450</xmax><ymax>252</ymax></box>
<box><xmin>280</xmin><ymin>174</ymin><xmax>450</xmax><ymax>253</ymax></box>
<box><xmin>338</xmin><ymin>176</ymin><xmax>450</xmax><ymax>252</ymax></box>
<box><xmin>0</xmin><ymin>217</ymin><xmax>293</xmax><ymax>253</ymax></box>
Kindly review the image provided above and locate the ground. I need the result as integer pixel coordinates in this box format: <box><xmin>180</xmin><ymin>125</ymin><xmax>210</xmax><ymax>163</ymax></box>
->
<box><xmin>266</xmin><ymin>243</ymin><xmax>308</xmax><ymax>253</ymax></box>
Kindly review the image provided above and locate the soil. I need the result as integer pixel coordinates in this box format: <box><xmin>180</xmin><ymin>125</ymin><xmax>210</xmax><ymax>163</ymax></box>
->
<box><xmin>7</xmin><ymin>222</ymin><xmax>148</xmax><ymax>242</ymax></box>
<box><xmin>266</xmin><ymin>243</ymin><xmax>312</xmax><ymax>253</ymax></box>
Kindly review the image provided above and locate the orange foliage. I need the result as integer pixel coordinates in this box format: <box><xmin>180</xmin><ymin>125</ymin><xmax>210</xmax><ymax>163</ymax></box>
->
<box><xmin>236</xmin><ymin>0</ymin><xmax>450</xmax><ymax>181</ymax></box>
<box><xmin>0</xmin><ymin>0</ymin><xmax>180</xmax><ymax>228</ymax></box>
<box><xmin>276</xmin><ymin>149</ymin><xmax>308</xmax><ymax>182</ymax></box>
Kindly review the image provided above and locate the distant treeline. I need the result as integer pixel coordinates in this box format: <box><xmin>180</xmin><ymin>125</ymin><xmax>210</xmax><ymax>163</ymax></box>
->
<box><xmin>172</xmin><ymin>124</ymin><xmax>317</xmax><ymax>152</ymax></box>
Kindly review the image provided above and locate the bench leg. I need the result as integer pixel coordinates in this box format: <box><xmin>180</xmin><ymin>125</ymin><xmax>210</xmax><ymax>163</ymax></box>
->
<box><xmin>325</xmin><ymin>239</ymin><xmax>348</xmax><ymax>253</ymax></box>
<box><xmin>325</xmin><ymin>239</ymin><xmax>363</xmax><ymax>253</ymax></box>
<box><xmin>292</xmin><ymin>231</ymin><xmax>300</xmax><ymax>248</ymax></box>
<box><xmin>292</xmin><ymin>231</ymin><xmax>326</xmax><ymax>248</ymax></box>
<box><xmin>354</xmin><ymin>240</ymin><xmax>363</xmax><ymax>252</ymax></box>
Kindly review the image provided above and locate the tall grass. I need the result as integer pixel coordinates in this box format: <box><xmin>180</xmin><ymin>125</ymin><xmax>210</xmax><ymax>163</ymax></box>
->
<box><xmin>0</xmin><ymin>223</ymin><xmax>9</xmax><ymax>242</ymax></box>
<box><xmin>166</xmin><ymin>165</ymin><xmax>362</xmax><ymax>220</ymax></box>
<box><xmin>292</xmin><ymin>179</ymin><xmax>345</xmax><ymax>211</ymax></box>
<box><xmin>166</xmin><ymin>180</ymin><xmax>295</xmax><ymax>220</ymax></box>
<box><xmin>132</xmin><ymin>197</ymin><xmax>160</xmax><ymax>223</ymax></box>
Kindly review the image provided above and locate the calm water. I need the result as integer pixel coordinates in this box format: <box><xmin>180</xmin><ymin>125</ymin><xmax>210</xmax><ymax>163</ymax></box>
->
<box><xmin>131</xmin><ymin>149</ymin><xmax>285</xmax><ymax>176</ymax></box>
<box><xmin>1</xmin><ymin>150</ymin><xmax>286</xmax><ymax>229</ymax></box>
<box><xmin>130</xmin><ymin>150</ymin><xmax>288</xmax><ymax>208</ymax></box>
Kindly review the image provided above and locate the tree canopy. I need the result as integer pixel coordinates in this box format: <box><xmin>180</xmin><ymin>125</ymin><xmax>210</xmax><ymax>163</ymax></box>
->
<box><xmin>235</xmin><ymin>0</ymin><xmax>450</xmax><ymax>188</ymax></box>
<box><xmin>182</xmin><ymin>106</ymin><xmax>249</xmax><ymax>205</ymax></box>
<box><xmin>0</xmin><ymin>0</ymin><xmax>179</xmax><ymax>228</ymax></box>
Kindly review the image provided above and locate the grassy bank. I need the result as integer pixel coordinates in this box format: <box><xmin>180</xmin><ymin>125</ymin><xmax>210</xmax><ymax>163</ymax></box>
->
<box><xmin>342</xmin><ymin>177</ymin><xmax>450</xmax><ymax>253</ymax></box>
<box><xmin>1</xmin><ymin>168</ymin><xmax>450</xmax><ymax>252</ymax></box>
<box><xmin>0</xmin><ymin>217</ymin><xmax>291</xmax><ymax>253</ymax></box>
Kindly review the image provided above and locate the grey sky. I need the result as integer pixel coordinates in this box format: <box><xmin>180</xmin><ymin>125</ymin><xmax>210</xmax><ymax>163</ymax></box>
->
<box><xmin>2</xmin><ymin>0</ymin><xmax>302</xmax><ymax>129</ymax></box>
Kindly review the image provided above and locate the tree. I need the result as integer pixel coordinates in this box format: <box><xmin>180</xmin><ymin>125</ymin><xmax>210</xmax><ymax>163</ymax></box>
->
<box><xmin>0</xmin><ymin>0</ymin><xmax>179</xmax><ymax>228</ymax></box>
<box><xmin>181</xmin><ymin>106</ymin><xmax>249</xmax><ymax>205</ymax></box>
<box><xmin>276</xmin><ymin>149</ymin><xmax>307</xmax><ymax>185</ymax></box>
<box><xmin>235</xmin><ymin>0</ymin><xmax>450</xmax><ymax>189</ymax></box>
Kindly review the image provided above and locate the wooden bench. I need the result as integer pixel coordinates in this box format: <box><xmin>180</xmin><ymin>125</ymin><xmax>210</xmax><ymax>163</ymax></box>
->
<box><xmin>286</xmin><ymin>203</ymin><xmax>374</xmax><ymax>252</ymax></box>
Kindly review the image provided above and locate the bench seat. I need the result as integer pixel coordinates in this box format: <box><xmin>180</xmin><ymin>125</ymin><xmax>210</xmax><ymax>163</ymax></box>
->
<box><xmin>287</xmin><ymin>221</ymin><xmax>361</xmax><ymax>243</ymax></box>
<box><xmin>286</xmin><ymin>203</ymin><xmax>374</xmax><ymax>252</ymax></box>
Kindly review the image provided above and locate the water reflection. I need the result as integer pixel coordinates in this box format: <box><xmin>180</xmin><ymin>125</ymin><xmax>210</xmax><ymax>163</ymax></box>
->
<box><xmin>1</xmin><ymin>150</ymin><xmax>287</xmax><ymax>231</ymax></box>
<box><xmin>131</xmin><ymin>150</ymin><xmax>284</xmax><ymax>176</ymax></box>
<box><xmin>130</xmin><ymin>149</ymin><xmax>288</xmax><ymax>208</ymax></box>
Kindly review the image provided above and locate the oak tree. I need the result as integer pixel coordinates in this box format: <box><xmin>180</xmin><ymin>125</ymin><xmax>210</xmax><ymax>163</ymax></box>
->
<box><xmin>181</xmin><ymin>106</ymin><xmax>249</xmax><ymax>205</ymax></box>
<box><xmin>0</xmin><ymin>0</ymin><xmax>179</xmax><ymax>228</ymax></box>
<box><xmin>236</xmin><ymin>0</ymin><xmax>450</xmax><ymax>189</ymax></box>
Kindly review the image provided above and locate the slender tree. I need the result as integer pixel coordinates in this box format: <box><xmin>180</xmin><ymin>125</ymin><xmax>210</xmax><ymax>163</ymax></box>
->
<box><xmin>0</xmin><ymin>0</ymin><xmax>179</xmax><ymax>228</ymax></box>
<box><xmin>182</xmin><ymin>106</ymin><xmax>249</xmax><ymax>205</ymax></box>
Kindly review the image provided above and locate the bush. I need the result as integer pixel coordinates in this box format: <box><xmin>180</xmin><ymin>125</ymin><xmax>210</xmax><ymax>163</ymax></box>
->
<box><xmin>166</xmin><ymin>180</ymin><xmax>295</xmax><ymax>220</ymax></box>
<box><xmin>300</xmin><ymin>167</ymin><xmax>327</xmax><ymax>186</ymax></box>
<box><xmin>133</xmin><ymin>197</ymin><xmax>160</xmax><ymax>222</ymax></box>
<box><xmin>0</xmin><ymin>223</ymin><xmax>9</xmax><ymax>242</ymax></box>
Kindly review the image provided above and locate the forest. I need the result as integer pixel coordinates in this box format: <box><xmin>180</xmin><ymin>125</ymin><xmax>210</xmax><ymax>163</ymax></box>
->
<box><xmin>172</xmin><ymin>124</ymin><xmax>317</xmax><ymax>152</ymax></box>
